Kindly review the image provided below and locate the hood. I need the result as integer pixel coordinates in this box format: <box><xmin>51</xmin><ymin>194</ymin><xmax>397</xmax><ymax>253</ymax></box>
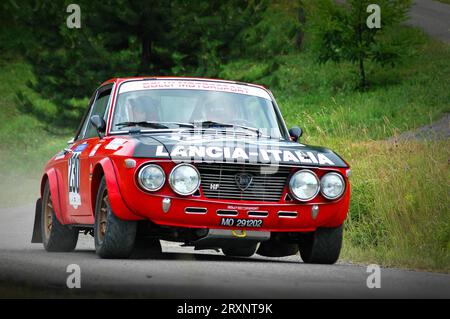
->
<box><xmin>130</xmin><ymin>132</ymin><xmax>348</xmax><ymax>168</ymax></box>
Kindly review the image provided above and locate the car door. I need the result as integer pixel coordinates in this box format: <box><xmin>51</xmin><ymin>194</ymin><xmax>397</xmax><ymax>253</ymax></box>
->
<box><xmin>66</xmin><ymin>84</ymin><xmax>113</xmax><ymax>219</ymax></box>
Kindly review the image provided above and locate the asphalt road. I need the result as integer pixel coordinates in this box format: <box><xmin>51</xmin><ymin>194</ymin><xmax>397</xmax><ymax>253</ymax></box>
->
<box><xmin>0</xmin><ymin>204</ymin><xmax>449</xmax><ymax>298</ymax></box>
<box><xmin>407</xmin><ymin>0</ymin><xmax>450</xmax><ymax>43</ymax></box>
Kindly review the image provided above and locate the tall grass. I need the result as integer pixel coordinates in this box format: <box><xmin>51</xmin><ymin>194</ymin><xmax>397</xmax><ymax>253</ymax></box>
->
<box><xmin>293</xmin><ymin>112</ymin><xmax>449</xmax><ymax>272</ymax></box>
<box><xmin>342</xmin><ymin>140</ymin><xmax>449</xmax><ymax>272</ymax></box>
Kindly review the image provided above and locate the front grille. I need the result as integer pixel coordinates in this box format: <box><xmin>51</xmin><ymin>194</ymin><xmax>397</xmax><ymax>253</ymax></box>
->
<box><xmin>197</xmin><ymin>163</ymin><xmax>291</xmax><ymax>202</ymax></box>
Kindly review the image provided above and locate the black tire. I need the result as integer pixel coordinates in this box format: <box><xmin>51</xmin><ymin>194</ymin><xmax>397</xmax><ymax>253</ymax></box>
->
<box><xmin>222</xmin><ymin>243</ymin><xmax>257</xmax><ymax>257</ymax></box>
<box><xmin>257</xmin><ymin>240</ymin><xmax>299</xmax><ymax>257</ymax></box>
<box><xmin>41</xmin><ymin>182</ymin><xmax>78</xmax><ymax>252</ymax></box>
<box><xmin>298</xmin><ymin>225</ymin><xmax>343</xmax><ymax>264</ymax></box>
<box><xmin>131</xmin><ymin>237</ymin><xmax>162</xmax><ymax>259</ymax></box>
<box><xmin>94</xmin><ymin>177</ymin><xmax>137</xmax><ymax>259</ymax></box>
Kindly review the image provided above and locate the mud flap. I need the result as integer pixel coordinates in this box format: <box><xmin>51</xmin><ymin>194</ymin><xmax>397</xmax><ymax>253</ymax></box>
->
<box><xmin>31</xmin><ymin>198</ymin><xmax>43</xmax><ymax>243</ymax></box>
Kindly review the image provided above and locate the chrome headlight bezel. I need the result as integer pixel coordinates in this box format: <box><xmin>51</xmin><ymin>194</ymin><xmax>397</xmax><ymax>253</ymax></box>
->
<box><xmin>169</xmin><ymin>163</ymin><xmax>201</xmax><ymax>196</ymax></box>
<box><xmin>289</xmin><ymin>169</ymin><xmax>320</xmax><ymax>202</ymax></box>
<box><xmin>320</xmin><ymin>172</ymin><xmax>345</xmax><ymax>200</ymax></box>
<box><xmin>137</xmin><ymin>164</ymin><xmax>166</xmax><ymax>192</ymax></box>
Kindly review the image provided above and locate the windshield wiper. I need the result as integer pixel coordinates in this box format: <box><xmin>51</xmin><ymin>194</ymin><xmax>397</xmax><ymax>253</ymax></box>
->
<box><xmin>193</xmin><ymin>121</ymin><xmax>267</xmax><ymax>137</ymax></box>
<box><xmin>164</xmin><ymin>122</ymin><xmax>195</xmax><ymax>128</ymax></box>
<box><xmin>116</xmin><ymin>121</ymin><xmax>169</xmax><ymax>129</ymax></box>
<box><xmin>116</xmin><ymin>121</ymin><xmax>195</xmax><ymax>130</ymax></box>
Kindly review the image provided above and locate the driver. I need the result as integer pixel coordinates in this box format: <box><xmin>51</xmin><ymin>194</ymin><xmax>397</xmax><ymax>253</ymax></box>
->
<box><xmin>203</xmin><ymin>97</ymin><xmax>237</xmax><ymax>123</ymax></box>
<box><xmin>128</xmin><ymin>96</ymin><xmax>159</xmax><ymax>122</ymax></box>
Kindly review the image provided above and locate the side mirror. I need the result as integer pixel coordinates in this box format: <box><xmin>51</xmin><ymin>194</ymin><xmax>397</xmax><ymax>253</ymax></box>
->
<box><xmin>90</xmin><ymin>115</ymin><xmax>106</xmax><ymax>138</ymax></box>
<box><xmin>289</xmin><ymin>127</ymin><xmax>303</xmax><ymax>142</ymax></box>
<box><xmin>67</xmin><ymin>137</ymin><xmax>75</xmax><ymax>145</ymax></box>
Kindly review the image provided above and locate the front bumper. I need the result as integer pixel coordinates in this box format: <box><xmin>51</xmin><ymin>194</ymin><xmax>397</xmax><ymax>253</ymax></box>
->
<box><xmin>122</xmin><ymin>194</ymin><xmax>349</xmax><ymax>232</ymax></box>
<box><xmin>112</xmin><ymin>158</ymin><xmax>350</xmax><ymax>232</ymax></box>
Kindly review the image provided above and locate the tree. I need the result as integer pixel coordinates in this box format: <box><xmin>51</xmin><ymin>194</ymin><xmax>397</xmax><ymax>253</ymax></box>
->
<box><xmin>308</xmin><ymin>0</ymin><xmax>411</xmax><ymax>89</ymax></box>
<box><xmin>13</xmin><ymin>0</ymin><xmax>266</xmax><ymax>128</ymax></box>
<box><xmin>295</xmin><ymin>1</ymin><xmax>306</xmax><ymax>50</ymax></box>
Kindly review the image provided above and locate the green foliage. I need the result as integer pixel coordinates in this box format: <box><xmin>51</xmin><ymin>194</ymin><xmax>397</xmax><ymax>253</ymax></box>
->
<box><xmin>0</xmin><ymin>58</ymin><xmax>69</xmax><ymax>206</ymax></box>
<box><xmin>4</xmin><ymin>0</ymin><xmax>303</xmax><ymax>127</ymax></box>
<box><xmin>218</xmin><ymin>60</ymin><xmax>276</xmax><ymax>84</ymax></box>
<box><xmin>307</xmin><ymin>0</ymin><xmax>412</xmax><ymax>88</ymax></box>
<box><xmin>173</xmin><ymin>0</ymin><xmax>270</xmax><ymax>76</ymax></box>
<box><xmin>8</xmin><ymin>0</ymin><xmax>270</xmax><ymax>127</ymax></box>
<box><xmin>231</xmin><ymin>0</ymin><xmax>300</xmax><ymax>59</ymax></box>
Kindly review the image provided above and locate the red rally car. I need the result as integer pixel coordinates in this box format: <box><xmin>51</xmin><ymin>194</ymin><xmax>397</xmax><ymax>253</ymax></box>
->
<box><xmin>31</xmin><ymin>77</ymin><xmax>351</xmax><ymax>264</ymax></box>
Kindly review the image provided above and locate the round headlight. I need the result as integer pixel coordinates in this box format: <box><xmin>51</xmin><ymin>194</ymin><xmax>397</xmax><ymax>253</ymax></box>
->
<box><xmin>320</xmin><ymin>172</ymin><xmax>345</xmax><ymax>200</ymax></box>
<box><xmin>289</xmin><ymin>170</ymin><xmax>320</xmax><ymax>201</ymax></box>
<box><xmin>169</xmin><ymin>164</ymin><xmax>200</xmax><ymax>196</ymax></box>
<box><xmin>138</xmin><ymin>164</ymin><xmax>165</xmax><ymax>191</ymax></box>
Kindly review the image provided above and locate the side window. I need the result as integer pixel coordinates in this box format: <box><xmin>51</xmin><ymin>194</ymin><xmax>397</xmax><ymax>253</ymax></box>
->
<box><xmin>74</xmin><ymin>91</ymin><xmax>97</xmax><ymax>141</ymax></box>
<box><xmin>83</xmin><ymin>89</ymin><xmax>112</xmax><ymax>139</ymax></box>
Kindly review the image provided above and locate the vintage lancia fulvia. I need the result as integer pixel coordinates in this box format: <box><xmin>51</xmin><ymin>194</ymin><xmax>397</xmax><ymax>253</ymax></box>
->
<box><xmin>32</xmin><ymin>77</ymin><xmax>350</xmax><ymax>264</ymax></box>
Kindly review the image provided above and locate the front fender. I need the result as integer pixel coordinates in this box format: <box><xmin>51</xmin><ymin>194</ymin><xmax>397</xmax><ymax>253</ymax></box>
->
<box><xmin>42</xmin><ymin>168</ymin><xmax>66</xmax><ymax>224</ymax></box>
<box><xmin>97</xmin><ymin>157</ymin><xmax>143</xmax><ymax>221</ymax></box>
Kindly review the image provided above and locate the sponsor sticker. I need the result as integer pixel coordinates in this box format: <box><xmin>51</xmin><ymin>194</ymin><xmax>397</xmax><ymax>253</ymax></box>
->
<box><xmin>68</xmin><ymin>152</ymin><xmax>81</xmax><ymax>209</ymax></box>
<box><xmin>105</xmin><ymin>138</ymin><xmax>127</xmax><ymax>150</ymax></box>
<box><xmin>154</xmin><ymin>145</ymin><xmax>335</xmax><ymax>166</ymax></box>
<box><xmin>89</xmin><ymin>142</ymin><xmax>103</xmax><ymax>157</ymax></box>
<box><xmin>119</xmin><ymin>80</ymin><xmax>272</xmax><ymax>100</ymax></box>
<box><xmin>68</xmin><ymin>142</ymin><xmax>89</xmax><ymax>209</ymax></box>
<box><xmin>73</xmin><ymin>143</ymin><xmax>88</xmax><ymax>152</ymax></box>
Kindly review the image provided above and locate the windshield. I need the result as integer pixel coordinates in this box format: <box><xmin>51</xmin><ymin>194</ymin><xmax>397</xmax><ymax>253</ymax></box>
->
<box><xmin>111</xmin><ymin>80</ymin><xmax>286</xmax><ymax>139</ymax></box>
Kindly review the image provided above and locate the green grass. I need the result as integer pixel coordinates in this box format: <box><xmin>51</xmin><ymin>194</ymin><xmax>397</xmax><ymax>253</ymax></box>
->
<box><xmin>0</xmin><ymin>59</ymin><xmax>68</xmax><ymax>206</ymax></box>
<box><xmin>341</xmin><ymin>140</ymin><xmax>450</xmax><ymax>272</ymax></box>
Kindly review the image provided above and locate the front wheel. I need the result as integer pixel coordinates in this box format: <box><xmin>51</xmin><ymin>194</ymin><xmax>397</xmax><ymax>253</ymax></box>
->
<box><xmin>94</xmin><ymin>177</ymin><xmax>137</xmax><ymax>259</ymax></box>
<box><xmin>298</xmin><ymin>225</ymin><xmax>343</xmax><ymax>264</ymax></box>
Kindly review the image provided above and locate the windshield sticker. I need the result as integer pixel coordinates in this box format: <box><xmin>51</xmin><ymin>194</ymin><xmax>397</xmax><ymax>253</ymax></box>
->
<box><xmin>119</xmin><ymin>80</ymin><xmax>272</xmax><ymax>100</ymax></box>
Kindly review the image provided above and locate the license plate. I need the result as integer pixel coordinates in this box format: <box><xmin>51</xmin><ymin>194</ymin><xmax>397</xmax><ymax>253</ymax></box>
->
<box><xmin>220</xmin><ymin>218</ymin><xmax>264</xmax><ymax>228</ymax></box>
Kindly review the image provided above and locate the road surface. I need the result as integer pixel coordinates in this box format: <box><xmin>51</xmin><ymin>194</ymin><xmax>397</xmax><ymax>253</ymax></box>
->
<box><xmin>0</xmin><ymin>204</ymin><xmax>449</xmax><ymax>298</ymax></box>
<box><xmin>335</xmin><ymin>0</ymin><xmax>450</xmax><ymax>42</ymax></box>
<box><xmin>407</xmin><ymin>0</ymin><xmax>450</xmax><ymax>43</ymax></box>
